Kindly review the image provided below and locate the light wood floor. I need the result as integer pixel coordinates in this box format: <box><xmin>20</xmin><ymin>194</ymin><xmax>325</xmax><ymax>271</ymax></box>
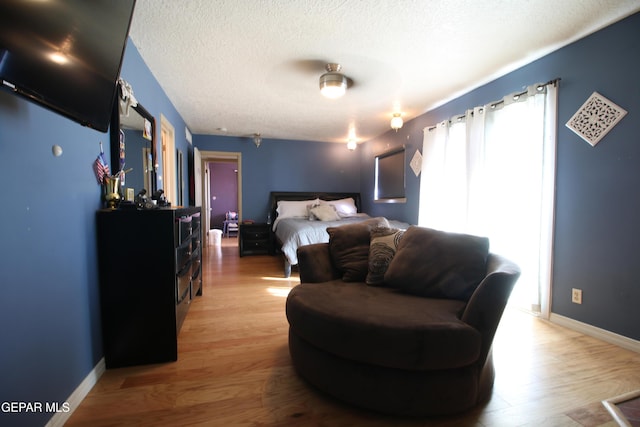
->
<box><xmin>66</xmin><ymin>240</ymin><xmax>640</xmax><ymax>426</ymax></box>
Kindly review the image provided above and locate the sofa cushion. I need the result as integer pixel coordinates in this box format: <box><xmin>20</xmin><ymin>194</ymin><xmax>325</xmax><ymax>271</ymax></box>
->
<box><xmin>384</xmin><ymin>226</ymin><xmax>489</xmax><ymax>301</ymax></box>
<box><xmin>327</xmin><ymin>217</ymin><xmax>390</xmax><ymax>282</ymax></box>
<box><xmin>366</xmin><ymin>226</ymin><xmax>404</xmax><ymax>286</ymax></box>
<box><xmin>286</xmin><ymin>281</ymin><xmax>481</xmax><ymax>370</ymax></box>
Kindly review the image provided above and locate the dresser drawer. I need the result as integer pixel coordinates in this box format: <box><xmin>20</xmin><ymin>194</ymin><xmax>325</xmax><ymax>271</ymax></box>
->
<box><xmin>175</xmin><ymin>240</ymin><xmax>191</xmax><ymax>271</ymax></box>
<box><xmin>244</xmin><ymin>239</ymin><xmax>270</xmax><ymax>250</ymax></box>
<box><xmin>244</xmin><ymin>229</ymin><xmax>269</xmax><ymax>240</ymax></box>
<box><xmin>176</xmin><ymin>262</ymin><xmax>192</xmax><ymax>304</ymax></box>
<box><xmin>175</xmin><ymin>215</ymin><xmax>193</xmax><ymax>244</ymax></box>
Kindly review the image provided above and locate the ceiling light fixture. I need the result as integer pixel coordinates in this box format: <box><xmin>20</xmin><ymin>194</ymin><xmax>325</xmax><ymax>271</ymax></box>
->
<box><xmin>253</xmin><ymin>133</ymin><xmax>262</xmax><ymax>148</ymax></box>
<box><xmin>390</xmin><ymin>112</ymin><xmax>403</xmax><ymax>131</ymax></box>
<box><xmin>347</xmin><ymin>138</ymin><xmax>357</xmax><ymax>151</ymax></box>
<box><xmin>319</xmin><ymin>63</ymin><xmax>348</xmax><ymax>99</ymax></box>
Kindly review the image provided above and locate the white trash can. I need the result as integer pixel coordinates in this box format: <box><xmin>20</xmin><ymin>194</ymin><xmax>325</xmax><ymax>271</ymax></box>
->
<box><xmin>209</xmin><ymin>229</ymin><xmax>222</xmax><ymax>246</ymax></box>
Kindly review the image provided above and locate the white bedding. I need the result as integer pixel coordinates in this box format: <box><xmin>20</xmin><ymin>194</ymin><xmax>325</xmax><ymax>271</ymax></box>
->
<box><xmin>274</xmin><ymin>214</ymin><xmax>410</xmax><ymax>266</ymax></box>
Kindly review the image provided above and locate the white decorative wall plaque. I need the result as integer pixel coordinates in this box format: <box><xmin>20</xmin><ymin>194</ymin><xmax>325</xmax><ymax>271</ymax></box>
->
<box><xmin>410</xmin><ymin>149</ymin><xmax>422</xmax><ymax>177</ymax></box>
<box><xmin>565</xmin><ymin>92</ymin><xmax>627</xmax><ymax>147</ymax></box>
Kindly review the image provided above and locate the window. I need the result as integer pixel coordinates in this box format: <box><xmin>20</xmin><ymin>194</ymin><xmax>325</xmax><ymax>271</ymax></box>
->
<box><xmin>418</xmin><ymin>82</ymin><xmax>558</xmax><ymax>317</ymax></box>
<box><xmin>374</xmin><ymin>147</ymin><xmax>406</xmax><ymax>203</ymax></box>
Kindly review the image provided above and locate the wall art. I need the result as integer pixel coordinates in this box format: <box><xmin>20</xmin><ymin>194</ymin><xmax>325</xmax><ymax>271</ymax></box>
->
<box><xmin>566</xmin><ymin>91</ymin><xmax>627</xmax><ymax>146</ymax></box>
<box><xmin>410</xmin><ymin>149</ymin><xmax>422</xmax><ymax>177</ymax></box>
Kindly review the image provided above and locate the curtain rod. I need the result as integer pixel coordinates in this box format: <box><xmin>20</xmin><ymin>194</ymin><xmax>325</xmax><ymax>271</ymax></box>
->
<box><xmin>426</xmin><ymin>78</ymin><xmax>561</xmax><ymax>132</ymax></box>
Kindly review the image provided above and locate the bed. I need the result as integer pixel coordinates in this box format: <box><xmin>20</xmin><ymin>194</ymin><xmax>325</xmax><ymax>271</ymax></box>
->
<box><xmin>269</xmin><ymin>191</ymin><xmax>411</xmax><ymax>277</ymax></box>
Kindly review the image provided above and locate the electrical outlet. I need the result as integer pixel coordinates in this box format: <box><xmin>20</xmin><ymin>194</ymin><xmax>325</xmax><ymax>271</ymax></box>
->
<box><xmin>572</xmin><ymin>288</ymin><xmax>583</xmax><ymax>304</ymax></box>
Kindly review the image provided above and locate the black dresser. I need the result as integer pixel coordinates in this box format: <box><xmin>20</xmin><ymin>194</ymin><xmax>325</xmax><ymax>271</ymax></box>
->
<box><xmin>96</xmin><ymin>206</ymin><xmax>202</xmax><ymax>368</ymax></box>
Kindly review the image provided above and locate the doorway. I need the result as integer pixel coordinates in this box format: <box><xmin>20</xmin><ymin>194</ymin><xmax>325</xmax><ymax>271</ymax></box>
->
<box><xmin>208</xmin><ymin>160</ymin><xmax>239</xmax><ymax>231</ymax></box>
<box><xmin>196</xmin><ymin>150</ymin><xmax>242</xmax><ymax>246</ymax></box>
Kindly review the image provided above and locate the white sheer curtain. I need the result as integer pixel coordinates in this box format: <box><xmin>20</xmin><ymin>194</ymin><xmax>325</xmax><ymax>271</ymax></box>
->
<box><xmin>419</xmin><ymin>82</ymin><xmax>557</xmax><ymax>317</ymax></box>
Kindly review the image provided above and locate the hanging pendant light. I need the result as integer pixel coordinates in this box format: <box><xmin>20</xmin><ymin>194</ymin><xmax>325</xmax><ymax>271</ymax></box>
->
<box><xmin>253</xmin><ymin>133</ymin><xmax>262</xmax><ymax>148</ymax></box>
<box><xmin>390</xmin><ymin>112</ymin><xmax>403</xmax><ymax>131</ymax></box>
<box><xmin>319</xmin><ymin>63</ymin><xmax>348</xmax><ymax>99</ymax></box>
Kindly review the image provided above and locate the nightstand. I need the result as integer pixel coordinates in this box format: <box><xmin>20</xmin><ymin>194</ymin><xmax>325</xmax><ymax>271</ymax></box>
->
<box><xmin>239</xmin><ymin>223</ymin><xmax>274</xmax><ymax>256</ymax></box>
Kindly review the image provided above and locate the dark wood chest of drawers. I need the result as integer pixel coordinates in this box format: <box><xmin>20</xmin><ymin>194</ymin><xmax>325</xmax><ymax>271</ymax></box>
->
<box><xmin>239</xmin><ymin>222</ymin><xmax>273</xmax><ymax>256</ymax></box>
<box><xmin>96</xmin><ymin>207</ymin><xmax>202</xmax><ymax>368</ymax></box>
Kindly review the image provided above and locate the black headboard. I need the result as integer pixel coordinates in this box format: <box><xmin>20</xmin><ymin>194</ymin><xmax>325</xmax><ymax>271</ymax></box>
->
<box><xmin>269</xmin><ymin>191</ymin><xmax>361</xmax><ymax>222</ymax></box>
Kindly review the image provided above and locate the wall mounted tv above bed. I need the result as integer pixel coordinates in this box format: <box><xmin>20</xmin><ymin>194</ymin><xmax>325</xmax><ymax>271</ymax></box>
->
<box><xmin>0</xmin><ymin>0</ymin><xmax>136</xmax><ymax>133</ymax></box>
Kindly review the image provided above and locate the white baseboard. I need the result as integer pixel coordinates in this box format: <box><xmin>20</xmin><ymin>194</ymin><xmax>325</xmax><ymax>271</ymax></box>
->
<box><xmin>45</xmin><ymin>357</ymin><xmax>105</xmax><ymax>427</ymax></box>
<box><xmin>549</xmin><ymin>313</ymin><xmax>640</xmax><ymax>353</ymax></box>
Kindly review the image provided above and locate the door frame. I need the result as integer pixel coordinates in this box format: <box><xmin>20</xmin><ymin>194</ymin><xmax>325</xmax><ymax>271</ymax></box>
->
<box><xmin>160</xmin><ymin>114</ymin><xmax>176</xmax><ymax>204</ymax></box>
<box><xmin>198</xmin><ymin>150</ymin><xmax>242</xmax><ymax>237</ymax></box>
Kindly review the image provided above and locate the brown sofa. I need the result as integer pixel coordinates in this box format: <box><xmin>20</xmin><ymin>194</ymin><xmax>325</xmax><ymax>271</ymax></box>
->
<box><xmin>285</xmin><ymin>221</ymin><xmax>520</xmax><ymax>416</ymax></box>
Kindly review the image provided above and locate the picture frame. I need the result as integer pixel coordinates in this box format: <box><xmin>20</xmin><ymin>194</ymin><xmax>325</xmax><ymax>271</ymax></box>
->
<box><xmin>602</xmin><ymin>388</ymin><xmax>640</xmax><ymax>426</ymax></box>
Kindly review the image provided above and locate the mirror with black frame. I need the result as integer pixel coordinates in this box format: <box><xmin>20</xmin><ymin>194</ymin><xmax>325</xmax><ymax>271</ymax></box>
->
<box><xmin>109</xmin><ymin>80</ymin><xmax>157</xmax><ymax>204</ymax></box>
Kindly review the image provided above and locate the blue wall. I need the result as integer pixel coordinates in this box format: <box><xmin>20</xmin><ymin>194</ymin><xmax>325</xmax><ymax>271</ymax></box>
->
<box><xmin>194</xmin><ymin>135</ymin><xmax>361</xmax><ymax>222</ymax></box>
<box><xmin>0</xmin><ymin>38</ymin><xmax>188</xmax><ymax>426</ymax></box>
<box><xmin>365</xmin><ymin>12</ymin><xmax>640</xmax><ymax>340</ymax></box>
<box><xmin>0</xmin><ymin>92</ymin><xmax>105</xmax><ymax>427</ymax></box>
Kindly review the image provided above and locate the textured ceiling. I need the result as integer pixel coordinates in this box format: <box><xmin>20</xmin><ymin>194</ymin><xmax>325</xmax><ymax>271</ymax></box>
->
<box><xmin>128</xmin><ymin>0</ymin><xmax>640</xmax><ymax>144</ymax></box>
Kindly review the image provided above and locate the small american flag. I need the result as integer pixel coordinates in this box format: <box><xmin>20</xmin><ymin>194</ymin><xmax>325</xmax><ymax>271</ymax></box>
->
<box><xmin>93</xmin><ymin>142</ymin><xmax>110</xmax><ymax>185</ymax></box>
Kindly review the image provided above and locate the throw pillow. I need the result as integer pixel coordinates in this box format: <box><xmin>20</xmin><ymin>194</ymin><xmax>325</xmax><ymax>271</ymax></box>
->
<box><xmin>307</xmin><ymin>202</ymin><xmax>320</xmax><ymax>220</ymax></box>
<box><xmin>366</xmin><ymin>226</ymin><xmax>405</xmax><ymax>286</ymax></box>
<box><xmin>310</xmin><ymin>204</ymin><xmax>341</xmax><ymax>221</ymax></box>
<box><xmin>384</xmin><ymin>226</ymin><xmax>489</xmax><ymax>301</ymax></box>
<box><xmin>327</xmin><ymin>217</ymin><xmax>390</xmax><ymax>282</ymax></box>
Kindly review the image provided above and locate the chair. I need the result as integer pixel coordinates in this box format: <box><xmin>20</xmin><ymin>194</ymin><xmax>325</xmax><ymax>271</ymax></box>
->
<box><xmin>223</xmin><ymin>211</ymin><xmax>239</xmax><ymax>237</ymax></box>
<box><xmin>287</xmin><ymin>225</ymin><xmax>521</xmax><ymax>416</ymax></box>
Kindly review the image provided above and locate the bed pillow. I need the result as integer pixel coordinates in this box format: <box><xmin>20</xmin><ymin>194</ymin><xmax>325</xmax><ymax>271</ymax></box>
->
<box><xmin>365</xmin><ymin>226</ymin><xmax>405</xmax><ymax>286</ymax></box>
<box><xmin>320</xmin><ymin>197</ymin><xmax>358</xmax><ymax>217</ymax></box>
<box><xmin>327</xmin><ymin>217</ymin><xmax>390</xmax><ymax>282</ymax></box>
<box><xmin>276</xmin><ymin>199</ymin><xmax>319</xmax><ymax>219</ymax></box>
<box><xmin>384</xmin><ymin>226</ymin><xmax>489</xmax><ymax>301</ymax></box>
<box><xmin>309</xmin><ymin>204</ymin><xmax>340</xmax><ymax>221</ymax></box>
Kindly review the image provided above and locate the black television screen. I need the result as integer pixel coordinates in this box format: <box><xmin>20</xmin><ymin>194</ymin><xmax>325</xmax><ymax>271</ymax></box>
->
<box><xmin>0</xmin><ymin>0</ymin><xmax>136</xmax><ymax>133</ymax></box>
<box><xmin>375</xmin><ymin>147</ymin><xmax>406</xmax><ymax>202</ymax></box>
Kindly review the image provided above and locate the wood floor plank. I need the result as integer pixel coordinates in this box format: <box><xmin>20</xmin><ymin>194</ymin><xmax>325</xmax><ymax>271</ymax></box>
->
<box><xmin>65</xmin><ymin>240</ymin><xmax>640</xmax><ymax>426</ymax></box>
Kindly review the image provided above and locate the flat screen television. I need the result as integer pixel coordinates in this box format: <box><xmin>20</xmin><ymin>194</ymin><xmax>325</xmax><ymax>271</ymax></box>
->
<box><xmin>0</xmin><ymin>0</ymin><xmax>136</xmax><ymax>133</ymax></box>
<box><xmin>374</xmin><ymin>147</ymin><xmax>406</xmax><ymax>202</ymax></box>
